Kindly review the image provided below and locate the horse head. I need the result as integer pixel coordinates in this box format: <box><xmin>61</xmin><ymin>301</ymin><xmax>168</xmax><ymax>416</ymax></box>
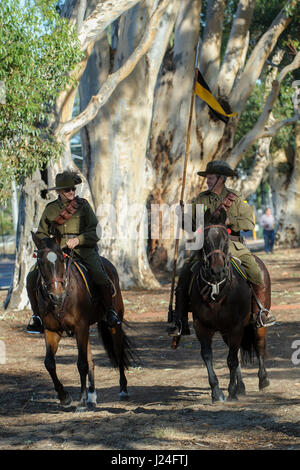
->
<box><xmin>31</xmin><ymin>231</ymin><xmax>67</xmax><ymax>308</ymax></box>
<box><xmin>201</xmin><ymin>207</ymin><xmax>230</xmax><ymax>283</ymax></box>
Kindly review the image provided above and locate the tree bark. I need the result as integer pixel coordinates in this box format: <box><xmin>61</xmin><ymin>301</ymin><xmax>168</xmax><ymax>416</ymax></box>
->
<box><xmin>4</xmin><ymin>172</ymin><xmax>50</xmax><ymax>309</ymax></box>
<box><xmin>79</xmin><ymin>0</ymin><xmax>180</xmax><ymax>289</ymax></box>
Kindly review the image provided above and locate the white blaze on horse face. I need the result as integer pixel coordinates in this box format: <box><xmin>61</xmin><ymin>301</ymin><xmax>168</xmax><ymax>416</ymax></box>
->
<box><xmin>47</xmin><ymin>251</ymin><xmax>57</xmax><ymax>264</ymax></box>
<box><xmin>46</xmin><ymin>252</ymin><xmax>59</xmax><ymax>291</ymax></box>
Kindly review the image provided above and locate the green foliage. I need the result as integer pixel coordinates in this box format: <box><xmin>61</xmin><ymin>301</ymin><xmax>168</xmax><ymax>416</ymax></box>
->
<box><xmin>234</xmin><ymin>0</ymin><xmax>300</xmax><ymax>173</ymax></box>
<box><xmin>0</xmin><ymin>0</ymin><xmax>83</xmax><ymax>203</ymax></box>
<box><xmin>0</xmin><ymin>205</ymin><xmax>14</xmax><ymax>236</ymax></box>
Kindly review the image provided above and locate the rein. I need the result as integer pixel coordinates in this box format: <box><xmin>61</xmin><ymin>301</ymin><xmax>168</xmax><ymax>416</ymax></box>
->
<box><xmin>199</xmin><ymin>223</ymin><xmax>231</xmax><ymax>302</ymax></box>
<box><xmin>35</xmin><ymin>247</ymin><xmax>74</xmax><ymax>313</ymax></box>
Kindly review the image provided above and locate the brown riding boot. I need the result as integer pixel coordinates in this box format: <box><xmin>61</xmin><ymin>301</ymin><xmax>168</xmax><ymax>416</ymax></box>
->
<box><xmin>251</xmin><ymin>283</ymin><xmax>276</xmax><ymax>328</ymax></box>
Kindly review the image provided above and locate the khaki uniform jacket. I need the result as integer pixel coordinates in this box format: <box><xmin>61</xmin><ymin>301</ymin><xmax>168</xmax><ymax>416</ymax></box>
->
<box><xmin>36</xmin><ymin>197</ymin><xmax>99</xmax><ymax>259</ymax></box>
<box><xmin>191</xmin><ymin>186</ymin><xmax>255</xmax><ymax>258</ymax></box>
<box><xmin>183</xmin><ymin>186</ymin><xmax>262</xmax><ymax>284</ymax></box>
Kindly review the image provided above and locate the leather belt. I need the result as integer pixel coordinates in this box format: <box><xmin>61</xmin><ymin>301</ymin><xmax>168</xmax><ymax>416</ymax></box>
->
<box><xmin>229</xmin><ymin>235</ymin><xmax>243</xmax><ymax>242</ymax></box>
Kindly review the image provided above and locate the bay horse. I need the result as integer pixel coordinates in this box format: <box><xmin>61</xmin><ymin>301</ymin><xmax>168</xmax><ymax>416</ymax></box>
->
<box><xmin>185</xmin><ymin>208</ymin><xmax>270</xmax><ymax>403</ymax></box>
<box><xmin>30</xmin><ymin>231</ymin><xmax>135</xmax><ymax>411</ymax></box>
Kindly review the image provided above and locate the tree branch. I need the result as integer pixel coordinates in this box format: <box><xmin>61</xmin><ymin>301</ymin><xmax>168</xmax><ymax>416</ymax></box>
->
<box><xmin>261</xmin><ymin>114</ymin><xmax>300</xmax><ymax>138</ymax></box>
<box><xmin>230</xmin><ymin>0</ymin><xmax>295</xmax><ymax>112</ymax></box>
<box><xmin>217</xmin><ymin>0</ymin><xmax>256</xmax><ymax>97</ymax></box>
<box><xmin>229</xmin><ymin>51</ymin><xmax>300</xmax><ymax>168</ymax></box>
<box><xmin>57</xmin><ymin>0</ymin><xmax>169</xmax><ymax>140</ymax></box>
<box><xmin>199</xmin><ymin>0</ymin><xmax>226</xmax><ymax>89</ymax></box>
<box><xmin>78</xmin><ymin>0</ymin><xmax>141</xmax><ymax>52</ymax></box>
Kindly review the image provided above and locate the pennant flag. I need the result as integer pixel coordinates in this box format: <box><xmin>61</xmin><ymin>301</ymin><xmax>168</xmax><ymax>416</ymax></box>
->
<box><xmin>194</xmin><ymin>69</ymin><xmax>237</xmax><ymax>124</ymax></box>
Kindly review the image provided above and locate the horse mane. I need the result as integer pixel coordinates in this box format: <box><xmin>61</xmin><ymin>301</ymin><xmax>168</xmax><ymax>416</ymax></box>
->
<box><xmin>204</xmin><ymin>207</ymin><xmax>227</xmax><ymax>226</ymax></box>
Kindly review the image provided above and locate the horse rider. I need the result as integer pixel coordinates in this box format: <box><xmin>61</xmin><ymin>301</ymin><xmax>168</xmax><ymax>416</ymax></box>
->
<box><xmin>167</xmin><ymin>160</ymin><xmax>276</xmax><ymax>336</ymax></box>
<box><xmin>26</xmin><ymin>170</ymin><xmax>120</xmax><ymax>334</ymax></box>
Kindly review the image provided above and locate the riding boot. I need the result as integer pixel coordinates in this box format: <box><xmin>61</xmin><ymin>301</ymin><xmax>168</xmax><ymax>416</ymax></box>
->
<box><xmin>251</xmin><ymin>283</ymin><xmax>276</xmax><ymax>328</ymax></box>
<box><xmin>167</xmin><ymin>286</ymin><xmax>190</xmax><ymax>336</ymax></box>
<box><xmin>99</xmin><ymin>283</ymin><xmax>121</xmax><ymax>328</ymax></box>
<box><xmin>26</xmin><ymin>288</ymin><xmax>44</xmax><ymax>334</ymax></box>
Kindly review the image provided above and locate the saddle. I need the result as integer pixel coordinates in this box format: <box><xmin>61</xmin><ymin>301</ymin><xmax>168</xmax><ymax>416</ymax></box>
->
<box><xmin>65</xmin><ymin>254</ymin><xmax>116</xmax><ymax>298</ymax></box>
<box><xmin>71</xmin><ymin>258</ymin><xmax>93</xmax><ymax>296</ymax></box>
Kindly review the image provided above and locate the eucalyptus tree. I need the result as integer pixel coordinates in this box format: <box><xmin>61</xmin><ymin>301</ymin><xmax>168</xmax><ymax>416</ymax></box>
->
<box><xmin>2</xmin><ymin>0</ymin><xmax>299</xmax><ymax>310</ymax></box>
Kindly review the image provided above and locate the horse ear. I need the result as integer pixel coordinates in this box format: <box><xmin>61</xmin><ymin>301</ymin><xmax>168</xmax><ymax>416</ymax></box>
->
<box><xmin>31</xmin><ymin>232</ymin><xmax>44</xmax><ymax>249</ymax></box>
<box><xmin>45</xmin><ymin>218</ymin><xmax>62</xmax><ymax>246</ymax></box>
<box><xmin>219</xmin><ymin>207</ymin><xmax>227</xmax><ymax>224</ymax></box>
<box><xmin>204</xmin><ymin>208</ymin><xmax>211</xmax><ymax>225</ymax></box>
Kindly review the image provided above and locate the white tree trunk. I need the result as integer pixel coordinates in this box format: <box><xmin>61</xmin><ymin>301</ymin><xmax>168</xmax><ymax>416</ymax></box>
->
<box><xmin>5</xmin><ymin>172</ymin><xmax>50</xmax><ymax>309</ymax></box>
<box><xmin>80</xmin><ymin>0</ymin><xmax>179</xmax><ymax>288</ymax></box>
<box><xmin>272</xmin><ymin>122</ymin><xmax>300</xmax><ymax>247</ymax></box>
<box><xmin>148</xmin><ymin>0</ymin><xmax>202</xmax><ymax>271</ymax></box>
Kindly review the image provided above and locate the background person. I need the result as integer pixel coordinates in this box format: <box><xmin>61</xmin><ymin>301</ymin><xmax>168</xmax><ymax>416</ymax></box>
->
<box><xmin>260</xmin><ymin>208</ymin><xmax>276</xmax><ymax>254</ymax></box>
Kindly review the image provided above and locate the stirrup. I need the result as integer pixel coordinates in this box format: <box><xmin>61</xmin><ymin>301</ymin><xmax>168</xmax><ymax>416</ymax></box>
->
<box><xmin>255</xmin><ymin>309</ymin><xmax>276</xmax><ymax>328</ymax></box>
<box><xmin>26</xmin><ymin>315</ymin><xmax>44</xmax><ymax>334</ymax></box>
<box><xmin>167</xmin><ymin>320</ymin><xmax>182</xmax><ymax>337</ymax></box>
<box><xmin>105</xmin><ymin>309</ymin><xmax>121</xmax><ymax>328</ymax></box>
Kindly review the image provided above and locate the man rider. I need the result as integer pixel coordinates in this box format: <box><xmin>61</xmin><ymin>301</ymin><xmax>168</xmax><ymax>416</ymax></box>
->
<box><xmin>168</xmin><ymin>160</ymin><xmax>276</xmax><ymax>336</ymax></box>
<box><xmin>26</xmin><ymin>170</ymin><xmax>120</xmax><ymax>333</ymax></box>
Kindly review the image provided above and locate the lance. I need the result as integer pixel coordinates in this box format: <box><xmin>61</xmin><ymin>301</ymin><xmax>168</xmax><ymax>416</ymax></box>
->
<box><xmin>168</xmin><ymin>39</ymin><xmax>200</xmax><ymax>324</ymax></box>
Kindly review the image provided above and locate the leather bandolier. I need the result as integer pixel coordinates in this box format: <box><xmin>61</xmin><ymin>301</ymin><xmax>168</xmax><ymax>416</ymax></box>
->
<box><xmin>54</xmin><ymin>197</ymin><xmax>82</xmax><ymax>225</ymax></box>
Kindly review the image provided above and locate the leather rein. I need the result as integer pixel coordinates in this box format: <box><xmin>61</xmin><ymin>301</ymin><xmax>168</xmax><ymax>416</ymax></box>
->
<box><xmin>199</xmin><ymin>224</ymin><xmax>231</xmax><ymax>302</ymax></box>
<box><xmin>35</xmin><ymin>247</ymin><xmax>73</xmax><ymax>307</ymax></box>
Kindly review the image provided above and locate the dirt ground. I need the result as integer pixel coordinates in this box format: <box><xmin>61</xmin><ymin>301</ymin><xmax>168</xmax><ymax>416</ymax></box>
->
<box><xmin>0</xmin><ymin>246</ymin><xmax>300</xmax><ymax>452</ymax></box>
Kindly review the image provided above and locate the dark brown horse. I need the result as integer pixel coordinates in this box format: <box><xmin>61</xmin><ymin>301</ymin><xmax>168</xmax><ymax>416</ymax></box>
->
<box><xmin>30</xmin><ymin>231</ymin><xmax>135</xmax><ymax>411</ymax></box>
<box><xmin>187</xmin><ymin>208</ymin><xmax>270</xmax><ymax>403</ymax></box>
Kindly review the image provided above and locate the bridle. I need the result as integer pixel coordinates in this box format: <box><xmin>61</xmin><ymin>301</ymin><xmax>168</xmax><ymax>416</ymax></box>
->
<box><xmin>202</xmin><ymin>224</ymin><xmax>228</xmax><ymax>260</ymax></box>
<box><xmin>200</xmin><ymin>224</ymin><xmax>230</xmax><ymax>301</ymax></box>
<box><xmin>35</xmin><ymin>247</ymin><xmax>72</xmax><ymax>308</ymax></box>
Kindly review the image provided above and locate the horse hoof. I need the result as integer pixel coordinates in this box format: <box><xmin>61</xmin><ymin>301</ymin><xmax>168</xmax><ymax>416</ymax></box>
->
<box><xmin>212</xmin><ymin>391</ymin><xmax>226</xmax><ymax>403</ymax></box>
<box><xmin>228</xmin><ymin>395</ymin><xmax>238</xmax><ymax>402</ymax></box>
<box><xmin>118</xmin><ymin>391</ymin><xmax>129</xmax><ymax>401</ymax></box>
<box><xmin>259</xmin><ymin>378</ymin><xmax>270</xmax><ymax>390</ymax></box>
<box><xmin>76</xmin><ymin>405</ymin><xmax>88</xmax><ymax>413</ymax></box>
<box><xmin>60</xmin><ymin>394</ymin><xmax>72</xmax><ymax>408</ymax></box>
<box><xmin>87</xmin><ymin>391</ymin><xmax>97</xmax><ymax>406</ymax></box>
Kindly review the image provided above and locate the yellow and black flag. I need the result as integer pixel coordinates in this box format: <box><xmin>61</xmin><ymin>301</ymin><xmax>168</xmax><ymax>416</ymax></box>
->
<box><xmin>194</xmin><ymin>69</ymin><xmax>237</xmax><ymax>124</ymax></box>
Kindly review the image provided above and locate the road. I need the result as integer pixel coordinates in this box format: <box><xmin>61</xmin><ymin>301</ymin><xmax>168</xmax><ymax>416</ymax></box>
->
<box><xmin>0</xmin><ymin>255</ymin><xmax>14</xmax><ymax>290</ymax></box>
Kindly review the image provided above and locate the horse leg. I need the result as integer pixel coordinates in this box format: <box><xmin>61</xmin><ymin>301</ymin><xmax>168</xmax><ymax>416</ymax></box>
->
<box><xmin>227</xmin><ymin>344</ymin><xmax>240</xmax><ymax>401</ymax></box>
<box><xmin>86</xmin><ymin>338</ymin><xmax>97</xmax><ymax>408</ymax></box>
<box><xmin>195</xmin><ymin>323</ymin><xmax>225</xmax><ymax>403</ymax></box>
<box><xmin>256</xmin><ymin>328</ymin><xmax>270</xmax><ymax>390</ymax></box>
<box><xmin>236</xmin><ymin>364</ymin><xmax>246</xmax><ymax>396</ymax></box>
<box><xmin>114</xmin><ymin>328</ymin><xmax>129</xmax><ymax>400</ymax></box>
<box><xmin>44</xmin><ymin>330</ymin><xmax>72</xmax><ymax>407</ymax></box>
<box><xmin>222</xmin><ymin>334</ymin><xmax>246</xmax><ymax>397</ymax></box>
<box><xmin>118</xmin><ymin>363</ymin><xmax>129</xmax><ymax>401</ymax></box>
<box><xmin>75</xmin><ymin>327</ymin><xmax>90</xmax><ymax>412</ymax></box>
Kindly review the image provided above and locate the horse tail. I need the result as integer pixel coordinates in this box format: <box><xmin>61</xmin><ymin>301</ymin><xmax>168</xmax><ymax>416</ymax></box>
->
<box><xmin>240</xmin><ymin>324</ymin><xmax>258</xmax><ymax>365</ymax></box>
<box><xmin>97</xmin><ymin>320</ymin><xmax>137</xmax><ymax>370</ymax></box>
